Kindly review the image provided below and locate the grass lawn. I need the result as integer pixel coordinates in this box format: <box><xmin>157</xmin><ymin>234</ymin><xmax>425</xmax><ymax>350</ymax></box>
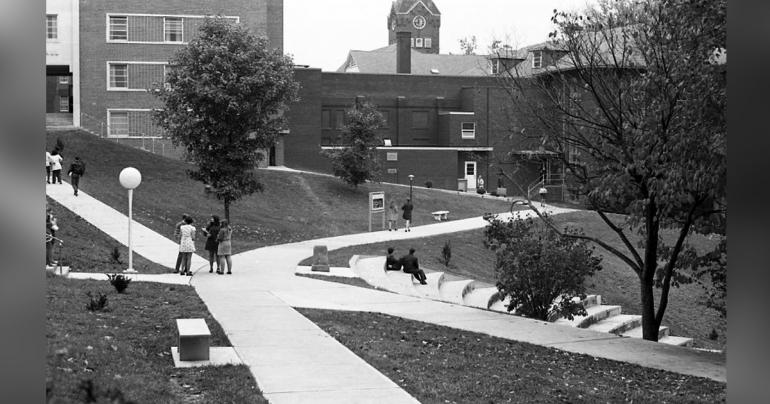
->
<box><xmin>47</xmin><ymin>129</ymin><xmax>511</xmax><ymax>254</ymax></box>
<box><xmin>303</xmin><ymin>210</ymin><xmax>726</xmax><ymax>350</ymax></box>
<box><xmin>47</xmin><ymin>275</ymin><xmax>266</xmax><ymax>403</ymax></box>
<box><xmin>297</xmin><ymin>308</ymin><xmax>725</xmax><ymax>403</ymax></box>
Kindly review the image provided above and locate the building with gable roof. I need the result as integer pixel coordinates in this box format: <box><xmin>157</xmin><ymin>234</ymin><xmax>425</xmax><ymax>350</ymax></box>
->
<box><xmin>387</xmin><ymin>0</ymin><xmax>441</xmax><ymax>54</ymax></box>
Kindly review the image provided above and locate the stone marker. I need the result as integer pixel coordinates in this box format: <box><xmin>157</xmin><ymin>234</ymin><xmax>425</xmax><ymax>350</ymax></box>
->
<box><xmin>177</xmin><ymin>319</ymin><xmax>211</xmax><ymax>361</ymax></box>
<box><xmin>311</xmin><ymin>245</ymin><xmax>330</xmax><ymax>272</ymax></box>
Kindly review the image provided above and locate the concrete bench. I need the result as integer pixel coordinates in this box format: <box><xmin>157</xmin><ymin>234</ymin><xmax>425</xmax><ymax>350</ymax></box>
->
<box><xmin>177</xmin><ymin>319</ymin><xmax>211</xmax><ymax>361</ymax></box>
<box><xmin>431</xmin><ymin>210</ymin><xmax>449</xmax><ymax>221</ymax></box>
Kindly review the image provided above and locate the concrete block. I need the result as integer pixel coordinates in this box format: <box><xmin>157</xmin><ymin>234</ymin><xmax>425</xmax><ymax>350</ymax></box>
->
<box><xmin>177</xmin><ymin>319</ymin><xmax>210</xmax><ymax>361</ymax></box>
<box><xmin>311</xmin><ymin>245</ymin><xmax>330</xmax><ymax>272</ymax></box>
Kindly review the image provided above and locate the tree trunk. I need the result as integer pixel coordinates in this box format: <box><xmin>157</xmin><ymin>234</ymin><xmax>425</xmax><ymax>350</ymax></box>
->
<box><xmin>640</xmin><ymin>200</ymin><xmax>661</xmax><ymax>341</ymax></box>
<box><xmin>640</xmin><ymin>277</ymin><xmax>659</xmax><ymax>341</ymax></box>
<box><xmin>224</xmin><ymin>198</ymin><xmax>230</xmax><ymax>223</ymax></box>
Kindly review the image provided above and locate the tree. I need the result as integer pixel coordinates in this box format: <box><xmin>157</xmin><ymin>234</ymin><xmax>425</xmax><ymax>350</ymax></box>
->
<box><xmin>323</xmin><ymin>101</ymin><xmax>385</xmax><ymax>188</ymax></box>
<box><xmin>153</xmin><ymin>18</ymin><xmax>299</xmax><ymax>221</ymax></box>
<box><xmin>459</xmin><ymin>35</ymin><xmax>478</xmax><ymax>55</ymax></box>
<box><xmin>484</xmin><ymin>213</ymin><xmax>602</xmax><ymax>321</ymax></box>
<box><xmin>496</xmin><ymin>0</ymin><xmax>726</xmax><ymax>340</ymax></box>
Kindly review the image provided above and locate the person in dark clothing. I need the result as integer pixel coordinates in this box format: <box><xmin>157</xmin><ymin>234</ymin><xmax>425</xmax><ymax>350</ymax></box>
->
<box><xmin>203</xmin><ymin>215</ymin><xmax>221</xmax><ymax>273</ymax></box>
<box><xmin>400</xmin><ymin>247</ymin><xmax>427</xmax><ymax>284</ymax></box>
<box><xmin>401</xmin><ymin>199</ymin><xmax>414</xmax><ymax>232</ymax></box>
<box><xmin>67</xmin><ymin>156</ymin><xmax>86</xmax><ymax>196</ymax></box>
<box><xmin>173</xmin><ymin>214</ymin><xmax>189</xmax><ymax>273</ymax></box>
<box><xmin>384</xmin><ymin>247</ymin><xmax>401</xmax><ymax>271</ymax></box>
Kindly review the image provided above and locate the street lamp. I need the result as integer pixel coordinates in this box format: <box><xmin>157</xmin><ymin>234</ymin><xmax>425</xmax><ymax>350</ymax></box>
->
<box><xmin>408</xmin><ymin>174</ymin><xmax>414</xmax><ymax>201</ymax></box>
<box><xmin>119</xmin><ymin>167</ymin><xmax>142</xmax><ymax>273</ymax></box>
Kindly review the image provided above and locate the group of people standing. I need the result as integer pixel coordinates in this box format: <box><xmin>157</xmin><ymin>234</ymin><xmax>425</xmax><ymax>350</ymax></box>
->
<box><xmin>384</xmin><ymin>246</ymin><xmax>427</xmax><ymax>284</ymax></box>
<box><xmin>386</xmin><ymin>198</ymin><xmax>414</xmax><ymax>232</ymax></box>
<box><xmin>173</xmin><ymin>214</ymin><xmax>233</xmax><ymax>276</ymax></box>
<box><xmin>46</xmin><ymin>148</ymin><xmax>86</xmax><ymax>196</ymax></box>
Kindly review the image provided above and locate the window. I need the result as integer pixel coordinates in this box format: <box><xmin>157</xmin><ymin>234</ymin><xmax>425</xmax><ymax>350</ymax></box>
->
<box><xmin>109</xmin><ymin>64</ymin><xmax>128</xmax><ymax>88</ymax></box>
<box><xmin>59</xmin><ymin>76</ymin><xmax>70</xmax><ymax>84</ymax></box>
<box><xmin>424</xmin><ymin>38</ymin><xmax>431</xmax><ymax>48</ymax></box>
<box><xmin>387</xmin><ymin>168</ymin><xmax>398</xmax><ymax>174</ymax></box>
<box><xmin>322</xmin><ymin>110</ymin><xmax>331</xmax><ymax>129</ymax></box>
<box><xmin>46</xmin><ymin>15</ymin><xmax>57</xmax><ymax>40</ymax></box>
<box><xmin>412</xmin><ymin>111</ymin><xmax>428</xmax><ymax>128</ymax></box>
<box><xmin>380</xmin><ymin>110</ymin><xmax>390</xmax><ymax>128</ymax></box>
<box><xmin>109</xmin><ymin>16</ymin><xmax>128</xmax><ymax>41</ymax></box>
<box><xmin>334</xmin><ymin>111</ymin><xmax>345</xmax><ymax>129</ymax></box>
<box><xmin>59</xmin><ymin>97</ymin><xmax>69</xmax><ymax>112</ymax></box>
<box><xmin>164</xmin><ymin>17</ymin><xmax>183</xmax><ymax>42</ymax></box>
<box><xmin>415</xmin><ymin>38</ymin><xmax>423</xmax><ymax>48</ymax></box>
<box><xmin>109</xmin><ymin>111</ymin><xmax>129</xmax><ymax>136</ymax></box>
<box><xmin>386</xmin><ymin>152</ymin><xmax>398</xmax><ymax>161</ymax></box>
<box><xmin>410</xmin><ymin>38</ymin><xmax>414</xmax><ymax>48</ymax></box>
<box><xmin>532</xmin><ymin>51</ymin><xmax>543</xmax><ymax>69</ymax></box>
<box><xmin>461</xmin><ymin>122</ymin><xmax>476</xmax><ymax>139</ymax></box>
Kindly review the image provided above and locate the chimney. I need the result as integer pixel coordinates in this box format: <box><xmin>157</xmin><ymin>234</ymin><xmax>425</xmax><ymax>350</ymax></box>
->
<box><xmin>396</xmin><ymin>31</ymin><xmax>411</xmax><ymax>74</ymax></box>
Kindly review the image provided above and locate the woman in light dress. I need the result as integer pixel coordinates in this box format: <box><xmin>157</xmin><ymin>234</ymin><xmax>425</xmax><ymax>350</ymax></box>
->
<box><xmin>216</xmin><ymin>220</ymin><xmax>233</xmax><ymax>274</ymax></box>
<box><xmin>178</xmin><ymin>216</ymin><xmax>196</xmax><ymax>276</ymax></box>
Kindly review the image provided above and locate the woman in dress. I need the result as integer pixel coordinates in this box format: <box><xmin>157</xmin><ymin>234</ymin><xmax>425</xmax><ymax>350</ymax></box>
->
<box><xmin>216</xmin><ymin>220</ymin><xmax>233</xmax><ymax>274</ymax></box>
<box><xmin>49</xmin><ymin>150</ymin><xmax>63</xmax><ymax>184</ymax></box>
<box><xmin>178</xmin><ymin>216</ymin><xmax>196</xmax><ymax>276</ymax></box>
<box><xmin>401</xmin><ymin>198</ymin><xmax>414</xmax><ymax>232</ymax></box>
<box><xmin>386</xmin><ymin>199</ymin><xmax>399</xmax><ymax>231</ymax></box>
<box><xmin>203</xmin><ymin>215</ymin><xmax>221</xmax><ymax>273</ymax></box>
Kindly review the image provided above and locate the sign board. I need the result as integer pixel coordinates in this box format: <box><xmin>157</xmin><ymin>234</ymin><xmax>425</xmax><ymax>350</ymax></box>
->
<box><xmin>369</xmin><ymin>192</ymin><xmax>385</xmax><ymax>212</ymax></box>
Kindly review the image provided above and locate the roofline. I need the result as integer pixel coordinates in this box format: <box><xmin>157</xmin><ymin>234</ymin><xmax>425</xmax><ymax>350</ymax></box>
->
<box><xmin>396</xmin><ymin>1</ymin><xmax>440</xmax><ymax>16</ymax></box>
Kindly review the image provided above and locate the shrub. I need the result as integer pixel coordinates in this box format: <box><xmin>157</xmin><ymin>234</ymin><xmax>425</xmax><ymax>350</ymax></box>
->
<box><xmin>85</xmin><ymin>291</ymin><xmax>109</xmax><ymax>312</ymax></box>
<box><xmin>54</xmin><ymin>137</ymin><xmax>65</xmax><ymax>153</ymax></box>
<box><xmin>109</xmin><ymin>246</ymin><xmax>122</xmax><ymax>264</ymax></box>
<box><xmin>476</xmin><ymin>187</ymin><xmax>486</xmax><ymax>195</ymax></box>
<box><xmin>425</xmin><ymin>180</ymin><xmax>433</xmax><ymax>188</ymax></box>
<box><xmin>439</xmin><ymin>240</ymin><xmax>451</xmax><ymax>267</ymax></box>
<box><xmin>484</xmin><ymin>213</ymin><xmax>602</xmax><ymax>321</ymax></box>
<box><xmin>106</xmin><ymin>273</ymin><xmax>132</xmax><ymax>293</ymax></box>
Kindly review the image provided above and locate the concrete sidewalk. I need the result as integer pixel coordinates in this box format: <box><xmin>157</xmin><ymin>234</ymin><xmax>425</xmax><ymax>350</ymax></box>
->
<box><xmin>47</xmin><ymin>181</ymin><xmax>725</xmax><ymax>404</ymax></box>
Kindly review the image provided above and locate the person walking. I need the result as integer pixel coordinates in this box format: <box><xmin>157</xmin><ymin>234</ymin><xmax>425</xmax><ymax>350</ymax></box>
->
<box><xmin>49</xmin><ymin>150</ymin><xmax>63</xmax><ymax>184</ymax></box>
<box><xmin>173</xmin><ymin>214</ymin><xmax>189</xmax><ymax>273</ymax></box>
<box><xmin>178</xmin><ymin>216</ymin><xmax>196</xmax><ymax>276</ymax></box>
<box><xmin>384</xmin><ymin>247</ymin><xmax>401</xmax><ymax>271</ymax></box>
<box><xmin>45</xmin><ymin>150</ymin><xmax>52</xmax><ymax>184</ymax></box>
<box><xmin>386</xmin><ymin>199</ymin><xmax>399</xmax><ymax>231</ymax></box>
<box><xmin>216</xmin><ymin>220</ymin><xmax>233</xmax><ymax>274</ymax></box>
<box><xmin>400</xmin><ymin>247</ymin><xmax>427</xmax><ymax>284</ymax></box>
<box><xmin>203</xmin><ymin>215</ymin><xmax>221</xmax><ymax>273</ymax></box>
<box><xmin>67</xmin><ymin>157</ymin><xmax>86</xmax><ymax>196</ymax></box>
<box><xmin>401</xmin><ymin>198</ymin><xmax>414</xmax><ymax>232</ymax></box>
<box><xmin>45</xmin><ymin>206</ymin><xmax>59</xmax><ymax>267</ymax></box>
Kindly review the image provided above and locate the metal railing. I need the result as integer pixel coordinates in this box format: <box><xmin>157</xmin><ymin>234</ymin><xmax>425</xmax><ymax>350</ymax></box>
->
<box><xmin>527</xmin><ymin>173</ymin><xmax>566</xmax><ymax>201</ymax></box>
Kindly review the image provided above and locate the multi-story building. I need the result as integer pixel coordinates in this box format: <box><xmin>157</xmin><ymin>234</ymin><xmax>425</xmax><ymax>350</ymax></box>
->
<box><xmin>45</xmin><ymin>0</ymin><xmax>78</xmax><ymax>121</ymax></box>
<box><xmin>387</xmin><ymin>0</ymin><xmax>441</xmax><ymax>54</ymax></box>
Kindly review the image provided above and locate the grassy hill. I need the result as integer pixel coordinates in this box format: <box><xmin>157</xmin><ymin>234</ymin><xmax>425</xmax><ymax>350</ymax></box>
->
<box><xmin>47</xmin><ymin>129</ymin><xmax>511</xmax><ymax>254</ymax></box>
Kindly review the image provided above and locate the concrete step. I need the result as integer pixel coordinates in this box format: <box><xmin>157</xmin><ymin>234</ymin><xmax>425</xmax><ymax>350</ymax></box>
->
<box><xmin>582</xmin><ymin>294</ymin><xmax>602</xmax><ymax>308</ymax></box>
<box><xmin>659</xmin><ymin>335</ymin><xmax>694</xmax><ymax>347</ymax></box>
<box><xmin>384</xmin><ymin>269</ymin><xmax>420</xmax><ymax>294</ymax></box>
<box><xmin>554</xmin><ymin>304</ymin><xmax>622</xmax><ymax>328</ymax></box>
<box><xmin>412</xmin><ymin>272</ymin><xmax>444</xmax><ymax>299</ymax></box>
<box><xmin>588</xmin><ymin>314</ymin><xmax>642</xmax><ymax>335</ymax></box>
<box><xmin>46</xmin><ymin>265</ymin><xmax>71</xmax><ymax>277</ymax></box>
<box><xmin>621</xmin><ymin>325</ymin><xmax>670</xmax><ymax>340</ymax></box>
<box><xmin>439</xmin><ymin>279</ymin><xmax>475</xmax><ymax>304</ymax></box>
<box><xmin>463</xmin><ymin>286</ymin><xmax>498</xmax><ymax>310</ymax></box>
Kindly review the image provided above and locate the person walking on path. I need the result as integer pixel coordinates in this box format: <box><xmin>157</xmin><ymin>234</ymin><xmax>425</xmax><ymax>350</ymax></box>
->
<box><xmin>216</xmin><ymin>220</ymin><xmax>233</xmax><ymax>274</ymax></box>
<box><xmin>49</xmin><ymin>150</ymin><xmax>63</xmax><ymax>184</ymax></box>
<box><xmin>401</xmin><ymin>198</ymin><xmax>414</xmax><ymax>232</ymax></box>
<box><xmin>400</xmin><ymin>247</ymin><xmax>427</xmax><ymax>284</ymax></box>
<box><xmin>178</xmin><ymin>216</ymin><xmax>196</xmax><ymax>276</ymax></box>
<box><xmin>384</xmin><ymin>247</ymin><xmax>401</xmax><ymax>271</ymax></box>
<box><xmin>173</xmin><ymin>214</ymin><xmax>189</xmax><ymax>273</ymax></box>
<box><xmin>66</xmin><ymin>157</ymin><xmax>86</xmax><ymax>196</ymax></box>
<box><xmin>45</xmin><ymin>205</ymin><xmax>59</xmax><ymax>267</ymax></box>
<box><xmin>386</xmin><ymin>200</ymin><xmax>399</xmax><ymax>231</ymax></box>
<box><xmin>45</xmin><ymin>150</ymin><xmax>52</xmax><ymax>184</ymax></box>
<box><xmin>203</xmin><ymin>215</ymin><xmax>221</xmax><ymax>273</ymax></box>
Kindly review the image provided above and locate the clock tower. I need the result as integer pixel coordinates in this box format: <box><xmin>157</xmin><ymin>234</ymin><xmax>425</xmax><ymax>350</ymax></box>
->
<box><xmin>387</xmin><ymin>0</ymin><xmax>440</xmax><ymax>54</ymax></box>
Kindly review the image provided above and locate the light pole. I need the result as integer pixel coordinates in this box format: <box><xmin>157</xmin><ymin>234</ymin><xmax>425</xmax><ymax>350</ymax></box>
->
<box><xmin>408</xmin><ymin>174</ymin><xmax>414</xmax><ymax>201</ymax></box>
<box><xmin>119</xmin><ymin>167</ymin><xmax>142</xmax><ymax>273</ymax></box>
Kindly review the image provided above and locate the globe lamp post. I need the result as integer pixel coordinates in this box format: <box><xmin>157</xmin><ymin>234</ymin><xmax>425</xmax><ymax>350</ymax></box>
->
<box><xmin>408</xmin><ymin>174</ymin><xmax>414</xmax><ymax>201</ymax></box>
<box><xmin>119</xmin><ymin>167</ymin><xmax>142</xmax><ymax>273</ymax></box>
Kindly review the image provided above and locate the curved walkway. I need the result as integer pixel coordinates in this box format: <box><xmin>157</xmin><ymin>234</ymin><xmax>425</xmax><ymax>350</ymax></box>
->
<box><xmin>47</xmin><ymin>182</ymin><xmax>726</xmax><ymax>404</ymax></box>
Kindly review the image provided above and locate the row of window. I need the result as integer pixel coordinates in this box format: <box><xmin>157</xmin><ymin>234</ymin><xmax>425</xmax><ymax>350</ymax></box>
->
<box><xmin>107</xmin><ymin>62</ymin><xmax>167</xmax><ymax>90</ymax></box>
<box><xmin>46</xmin><ymin>14</ymin><xmax>57</xmax><ymax>40</ymax></box>
<box><xmin>107</xmin><ymin>109</ymin><xmax>163</xmax><ymax>137</ymax></box>
<box><xmin>410</xmin><ymin>37</ymin><xmax>432</xmax><ymax>49</ymax></box>
<box><xmin>107</xmin><ymin>14</ymin><xmax>238</xmax><ymax>44</ymax></box>
<box><xmin>322</xmin><ymin>109</ymin><xmax>475</xmax><ymax>138</ymax></box>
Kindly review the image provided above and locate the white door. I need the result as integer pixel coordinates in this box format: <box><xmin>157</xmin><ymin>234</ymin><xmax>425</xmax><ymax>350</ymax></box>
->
<box><xmin>464</xmin><ymin>161</ymin><xmax>477</xmax><ymax>189</ymax></box>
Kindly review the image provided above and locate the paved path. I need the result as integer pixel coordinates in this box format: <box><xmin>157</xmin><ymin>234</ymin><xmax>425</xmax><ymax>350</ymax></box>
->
<box><xmin>47</xmin><ymin>181</ymin><xmax>726</xmax><ymax>403</ymax></box>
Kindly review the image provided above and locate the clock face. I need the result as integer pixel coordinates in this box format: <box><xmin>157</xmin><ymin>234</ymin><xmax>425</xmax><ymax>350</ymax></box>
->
<box><xmin>412</xmin><ymin>15</ymin><xmax>426</xmax><ymax>30</ymax></box>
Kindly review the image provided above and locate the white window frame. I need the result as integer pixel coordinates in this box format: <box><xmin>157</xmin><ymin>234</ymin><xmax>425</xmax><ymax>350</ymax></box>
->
<box><xmin>107</xmin><ymin>61</ymin><xmax>168</xmax><ymax>92</ymax></box>
<box><xmin>46</xmin><ymin>15</ymin><xmax>58</xmax><ymax>40</ymax></box>
<box><xmin>106</xmin><ymin>13</ymin><xmax>240</xmax><ymax>44</ymax></box>
<box><xmin>59</xmin><ymin>96</ymin><xmax>69</xmax><ymax>112</ymax></box>
<box><xmin>386</xmin><ymin>152</ymin><xmax>398</xmax><ymax>161</ymax></box>
<box><xmin>415</xmin><ymin>38</ymin><xmax>423</xmax><ymax>48</ymax></box>
<box><xmin>410</xmin><ymin>38</ymin><xmax>414</xmax><ymax>48</ymax></box>
<box><xmin>424</xmin><ymin>37</ymin><xmax>432</xmax><ymax>48</ymax></box>
<box><xmin>461</xmin><ymin>122</ymin><xmax>476</xmax><ymax>139</ymax></box>
<box><xmin>532</xmin><ymin>51</ymin><xmax>543</xmax><ymax>69</ymax></box>
<box><xmin>108</xmin><ymin>63</ymin><xmax>129</xmax><ymax>90</ymax></box>
<box><xmin>107</xmin><ymin>110</ymin><xmax>130</xmax><ymax>137</ymax></box>
<box><xmin>108</xmin><ymin>16</ymin><xmax>128</xmax><ymax>41</ymax></box>
<box><xmin>164</xmin><ymin>17</ymin><xmax>184</xmax><ymax>43</ymax></box>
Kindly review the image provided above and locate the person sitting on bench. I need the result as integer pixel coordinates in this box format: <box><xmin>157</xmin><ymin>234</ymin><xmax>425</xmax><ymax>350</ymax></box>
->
<box><xmin>384</xmin><ymin>247</ymin><xmax>401</xmax><ymax>271</ymax></box>
<box><xmin>400</xmin><ymin>248</ymin><xmax>427</xmax><ymax>284</ymax></box>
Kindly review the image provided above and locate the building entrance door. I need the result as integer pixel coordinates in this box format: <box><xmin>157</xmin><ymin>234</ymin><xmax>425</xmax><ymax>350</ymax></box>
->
<box><xmin>464</xmin><ymin>161</ymin><xmax>477</xmax><ymax>189</ymax></box>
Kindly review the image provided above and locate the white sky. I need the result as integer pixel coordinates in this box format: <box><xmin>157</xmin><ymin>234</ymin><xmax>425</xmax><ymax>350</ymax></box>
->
<box><xmin>284</xmin><ymin>0</ymin><xmax>595</xmax><ymax>71</ymax></box>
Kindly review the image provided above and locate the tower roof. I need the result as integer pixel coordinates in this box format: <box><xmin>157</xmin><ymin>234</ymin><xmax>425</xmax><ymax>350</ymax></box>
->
<box><xmin>391</xmin><ymin>0</ymin><xmax>441</xmax><ymax>16</ymax></box>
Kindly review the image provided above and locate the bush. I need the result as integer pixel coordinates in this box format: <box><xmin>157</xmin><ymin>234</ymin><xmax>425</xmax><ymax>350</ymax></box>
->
<box><xmin>106</xmin><ymin>273</ymin><xmax>132</xmax><ymax>293</ymax></box>
<box><xmin>425</xmin><ymin>180</ymin><xmax>433</xmax><ymax>188</ymax></box>
<box><xmin>54</xmin><ymin>137</ymin><xmax>65</xmax><ymax>153</ymax></box>
<box><xmin>85</xmin><ymin>291</ymin><xmax>109</xmax><ymax>312</ymax></box>
<box><xmin>484</xmin><ymin>213</ymin><xmax>602</xmax><ymax>321</ymax></box>
<box><xmin>109</xmin><ymin>246</ymin><xmax>122</xmax><ymax>264</ymax></box>
<box><xmin>439</xmin><ymin>240</ymin><xmax>451</xmax><ymax>267</ymax></box>
<box><xmin>476</xmin><ymin>187</ymin><xmax>486</xmax><ymax>195</ymax></box>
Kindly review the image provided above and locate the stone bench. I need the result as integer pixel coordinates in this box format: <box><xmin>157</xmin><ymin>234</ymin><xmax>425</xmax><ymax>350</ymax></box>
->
<box><xmin>177</xmin><ymin>318</ymin><xmax>211</xmax><ymax>361</ymax></box>
<box><xmin>431</xmin><ymin>210</ymin><xmax>449</xmax><ymax>221</ymax></box>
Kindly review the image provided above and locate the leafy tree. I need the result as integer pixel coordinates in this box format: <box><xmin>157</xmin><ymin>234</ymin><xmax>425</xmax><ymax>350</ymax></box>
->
<box><xmin>323</xmin><ymin>101</ymin><xmax>384</xmax><ymax>188</ymax></box>
<box><xmin>153</xmin><ymin>18</ymin><xmax>299</xmax><ymax>221</ymax></box>
<box><xmin>496</xmin><ymin>0</ymin><xmax>726</xmax><ymax>340</ymax></box>
<box><xmin>484</xmin><ymin>213</ymin><xmax>602</xmax><ymax>321</ymax></box>
<box><xmin>459</xmin><ymin>35</ymin><xmax>478</xmax><ymax>55</ymax></box>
